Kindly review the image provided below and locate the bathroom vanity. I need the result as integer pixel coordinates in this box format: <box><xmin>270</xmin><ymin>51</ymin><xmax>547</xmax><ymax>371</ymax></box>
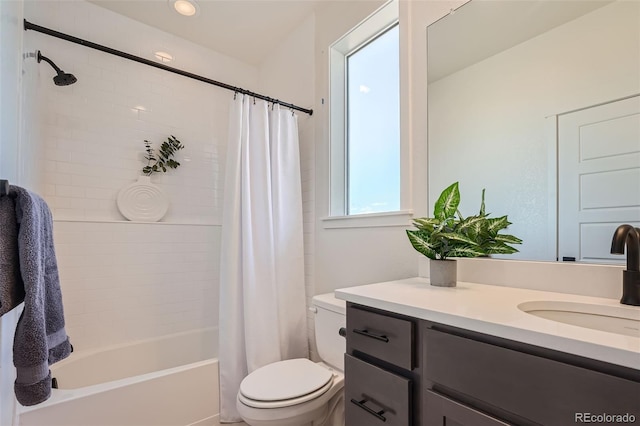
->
<box><xmin>337</xmin><ymin>278</ymin><xmax>640</xmax><ymax>426</ymax></box>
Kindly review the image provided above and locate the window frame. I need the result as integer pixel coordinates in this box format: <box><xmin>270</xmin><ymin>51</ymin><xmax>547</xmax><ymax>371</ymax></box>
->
<box><xmin>328</xmin><ymin>0</ymin><xmax>410</xmax><ymax>225</ymax></box>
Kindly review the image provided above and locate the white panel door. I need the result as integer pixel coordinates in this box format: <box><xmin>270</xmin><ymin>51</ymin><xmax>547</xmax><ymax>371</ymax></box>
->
<box><xmin>558</xmin><ymin>95</ymin><xmax>640</xmax><ymax>263</ymax></box>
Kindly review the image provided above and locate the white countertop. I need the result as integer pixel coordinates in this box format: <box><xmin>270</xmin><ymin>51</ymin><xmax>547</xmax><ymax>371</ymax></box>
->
<box><xmin>335</xmin><ymin>277</ymin><xmax>640</xmax><ymax>370</ymax></box>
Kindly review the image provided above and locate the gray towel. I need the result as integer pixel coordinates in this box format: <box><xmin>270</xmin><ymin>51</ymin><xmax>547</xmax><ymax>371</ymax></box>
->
<box><xmin>10</xmin><ymin>185</ymin><xmax>72</xmax><ymax>406</ymax></box>
<box><xmin>0</xmin><ymin>195</ymin><xmax>25</xmax><ymax>315</ymax></box>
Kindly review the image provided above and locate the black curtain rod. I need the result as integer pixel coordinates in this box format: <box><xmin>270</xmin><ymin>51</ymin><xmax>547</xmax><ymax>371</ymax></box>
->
<box><xmin>24</xmin><ymin>20</ymin><xmax>313</xmax><ymax>116</ymax></box>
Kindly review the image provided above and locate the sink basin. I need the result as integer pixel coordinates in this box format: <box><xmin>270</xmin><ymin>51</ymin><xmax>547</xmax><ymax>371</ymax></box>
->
<box><xmin>518</xmin><ymin>301</ymin><xmax>640</xmax><ymax>337</ymax></box>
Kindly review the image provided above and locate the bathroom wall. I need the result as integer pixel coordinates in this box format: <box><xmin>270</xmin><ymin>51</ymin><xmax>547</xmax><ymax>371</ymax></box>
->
<box><xmin>0</xmin><ymin>0</ymin><xmax>24</xmax><ymax>422</ymax></box>
<box><xmin>257</xmin><ymin>14</ymin><xmax>317</xmax><ymax>356</ymax></box>
<box><xmin>24</xmin><ymin>0</ymin><xmax>258</xmax><ymax>352</ymax></box>
<box><xmin>313</xmin><ymin>0</ymin><xmax>419</xmax><ymax>297</ymax></box>
<box><xmin>0</xmin><ymin>0</ymin><xmax>43</xmax><ymax>421</ymax></box>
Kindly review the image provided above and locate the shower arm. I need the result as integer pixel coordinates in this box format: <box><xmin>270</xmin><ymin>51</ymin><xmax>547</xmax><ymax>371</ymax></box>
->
<box><xmin>37</xmin><ymin>51</ymin><xmax>63</xmax><ymax>74</ymax></box>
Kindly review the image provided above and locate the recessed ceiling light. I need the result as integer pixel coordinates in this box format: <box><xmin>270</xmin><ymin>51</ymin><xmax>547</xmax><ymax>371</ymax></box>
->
<box><xmin>169</xmin><ymin>0</ymin><xmax>199</xmax><ymax>17</ymax></box>
<box><xmin>154</xmin><ymin>51</ymin><xmax>174</xmax><ymax>63</ymax></box>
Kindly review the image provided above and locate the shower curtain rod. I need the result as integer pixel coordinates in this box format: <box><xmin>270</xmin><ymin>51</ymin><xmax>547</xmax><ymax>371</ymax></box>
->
<box><xmin>23</xmin><ymin>20</ymin><xmax>313</xmax><ymax>116</ymax></box>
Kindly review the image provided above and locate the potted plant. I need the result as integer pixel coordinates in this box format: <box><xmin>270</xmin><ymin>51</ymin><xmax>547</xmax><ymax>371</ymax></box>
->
<box><xmin>406</xmin><ymin>182</ymin><xmax>522</xmax><ymax>286</ymax></box>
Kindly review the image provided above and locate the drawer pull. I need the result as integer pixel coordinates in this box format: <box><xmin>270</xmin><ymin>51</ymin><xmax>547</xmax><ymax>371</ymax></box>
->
<box><xmin>350</xmin><ymin>398</ymin><xmax>387</xmax><ymax>422</ymax></box>
<box><xmin>353</xmin><ymin>328</ymin><xmax>389</xmax><ymax>342</ymax></box>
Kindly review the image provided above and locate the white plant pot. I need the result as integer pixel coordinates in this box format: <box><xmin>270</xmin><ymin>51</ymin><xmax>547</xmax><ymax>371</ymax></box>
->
<box><xmin>429</xmin><ymin>259</ymin><xmax>457</xmax><ymax>287</ymax></box>
<box><xmin>116</xmin><ymin>175</ymin><xmax>169</xmax><ymax>222</ymax></box>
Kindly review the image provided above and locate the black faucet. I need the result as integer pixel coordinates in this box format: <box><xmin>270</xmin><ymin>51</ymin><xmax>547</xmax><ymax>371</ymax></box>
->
<box><xmin>610</xmin><ymin>224</ymin><xmax>640</xmax><ymax>306</ymax></box>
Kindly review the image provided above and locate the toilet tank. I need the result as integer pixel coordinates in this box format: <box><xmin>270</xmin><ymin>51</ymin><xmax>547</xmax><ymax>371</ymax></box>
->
<box><xmin>312</xmin><ymin>293</ymin><xmax>346</xmax><ymax>372</ymax></box>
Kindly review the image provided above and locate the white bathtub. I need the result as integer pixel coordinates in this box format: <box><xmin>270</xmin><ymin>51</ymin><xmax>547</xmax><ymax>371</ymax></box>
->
<box><xmin>18</xmin><ymin>328</ymin><xmax>219</xmax><ymax>426</ymax></box>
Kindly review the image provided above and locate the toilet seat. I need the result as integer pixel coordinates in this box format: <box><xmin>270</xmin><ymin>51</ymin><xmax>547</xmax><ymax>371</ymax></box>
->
<box><xmin>239</xmin><ymin>358</ymin><xmax>334</xmax><ymax>409</ymax></box>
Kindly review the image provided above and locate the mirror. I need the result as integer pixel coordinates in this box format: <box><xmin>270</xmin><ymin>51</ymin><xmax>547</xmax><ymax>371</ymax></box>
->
<box><xmin>427</xmin><ymin>0</ymin><xmax>640</xmax><ymax>263</ymax></box>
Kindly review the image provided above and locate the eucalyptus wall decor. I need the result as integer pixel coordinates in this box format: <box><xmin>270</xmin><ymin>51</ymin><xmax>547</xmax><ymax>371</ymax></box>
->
<box><xmin>116</xmin><ymin>135</ymin><xmax>186</xmax><ymax>223</ymax></box>
<box><xmin>142</xmin><ymin>135</ymin><xmax>185</xmax><ymax>176</ymax></box>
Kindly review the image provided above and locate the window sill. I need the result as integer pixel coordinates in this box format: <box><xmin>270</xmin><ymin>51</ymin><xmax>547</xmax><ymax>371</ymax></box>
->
<box><xmin>321</xmin><ymin>210</ymin><xmax>413</xmax><ymax>229</ymax></box>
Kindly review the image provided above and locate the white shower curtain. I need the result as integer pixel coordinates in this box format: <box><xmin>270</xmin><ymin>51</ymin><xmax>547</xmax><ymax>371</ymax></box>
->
<box><xmin>219</xmin><ymin>95</ymin><xmax>309</xmax><ymax>423</ymax></box>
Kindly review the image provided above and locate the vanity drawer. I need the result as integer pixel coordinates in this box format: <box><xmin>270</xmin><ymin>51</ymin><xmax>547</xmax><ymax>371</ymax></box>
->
<box><xmin>345</xmin><ymin>354</ymin><xmax>411</xmax><ymax>426</ymax></box>
<box><xmin>424</xmin><ymin>390</ymin><xmax>509</xmax><ymax>426</ymax></box>
<box><xmin>425</xmin><ymin>328</ymin><xmax>640</xmax><ymax>426</ymax></box>
<box><xmin>347</xmin><ymin>305</ymin><xmax>414</xmax><ymax>370</ymax></box>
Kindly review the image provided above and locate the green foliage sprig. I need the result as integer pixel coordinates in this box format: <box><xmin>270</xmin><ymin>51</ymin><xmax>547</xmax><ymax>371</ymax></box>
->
<box><xmin>143</xmin><ymin>135</ymin><xmax>185</xmax><ymax>176</ymax></box>
<box><xmin>406</xmin><ymin>182</ymin><xmax>522</xmax><ymax>260</ymax></box>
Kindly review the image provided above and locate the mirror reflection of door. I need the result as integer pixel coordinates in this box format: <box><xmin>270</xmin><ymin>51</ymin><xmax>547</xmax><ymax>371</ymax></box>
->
<box><xmin>558</xmin><ymin>95</ymin><xmax>640</xmax><ymax>263</ymax></box>
<box><xmin>426</xmin><ymin>0</ymin><xmax>640</xmax><ymax>263</ymax></box>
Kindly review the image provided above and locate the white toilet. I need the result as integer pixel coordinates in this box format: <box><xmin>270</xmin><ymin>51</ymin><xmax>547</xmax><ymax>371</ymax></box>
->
<box><xmin>236</xmin><ymin>292</ymin><xmax>346</xmax><ymax>426</ymax></box>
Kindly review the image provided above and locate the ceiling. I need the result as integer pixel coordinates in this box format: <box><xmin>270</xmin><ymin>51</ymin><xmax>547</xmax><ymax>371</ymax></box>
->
<box><xmin>427</xmin><ymin>0</ymin><xmax>615</xmax><ymax>83</ymax></box>
<box><xmin>87</xmin><ymin>0</ymin><xmax>324</xmax><ymax>65</ymax></box>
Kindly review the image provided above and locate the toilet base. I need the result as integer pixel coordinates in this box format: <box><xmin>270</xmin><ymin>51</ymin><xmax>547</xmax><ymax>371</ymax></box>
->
<box><xmin>237</xmin><ymin>375</ymin><xmax>344</xmax><ymax>426</ymax></box>
<box><xmin>313</xmin><ymin>392</ymin><xmax>344</xmax><ymax>426</ymax></box>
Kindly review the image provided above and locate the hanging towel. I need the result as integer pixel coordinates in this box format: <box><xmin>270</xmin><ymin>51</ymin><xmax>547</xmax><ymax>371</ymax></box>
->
<box><xmin>10</xmin><ymin>185</ymin><xmax>72</xmax><ymax>406</ymax></box>
<box><xmin>0</xmin><ymin>195</ymin><xmax>25</xmax><ymax>316</ymax></box>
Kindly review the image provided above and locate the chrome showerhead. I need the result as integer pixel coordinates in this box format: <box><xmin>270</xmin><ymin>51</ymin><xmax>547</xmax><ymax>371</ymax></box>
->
<box><xmin>37</xmin><ymin>50</ymin><xmax>77</xmax><ymax>86</ymax></box>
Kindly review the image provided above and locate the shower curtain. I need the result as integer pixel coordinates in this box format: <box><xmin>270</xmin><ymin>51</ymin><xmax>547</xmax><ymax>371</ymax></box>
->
<box><xmin>219</xmin><ymin>95</ymin><xmax>309</xmax><ymax>422</ymax></box>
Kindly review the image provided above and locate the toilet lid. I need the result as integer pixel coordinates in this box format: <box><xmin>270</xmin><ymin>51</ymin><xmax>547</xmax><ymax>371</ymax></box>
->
<box><xmin>239</xmin><ymin>358</ymin><xmax>333</xmax><ymax>406</ymax></box>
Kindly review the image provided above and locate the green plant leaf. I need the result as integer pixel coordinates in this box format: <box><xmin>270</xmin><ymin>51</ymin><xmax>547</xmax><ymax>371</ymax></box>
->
<box><xmin>479</xmin><ymin>188</ymin><xmax>486</xmax><ymax>216</ymax></box>
<box><xmin>487</xmin><ymin>216</ymin><xmax>511</xmax><ymax>235</ymax></box>
<box><xmin>413</xmin><ymin>217</ymin><xmax>439</xmax><ymax>229</ymax></box>
<box><xmin>438</xmin><ymin>232</ymin><xmax>480</xmax><ymax>246</ymax></box>
<box><xmin>434</xmin><ymin>182</ymin><xmax>460</xmax><ymax>220</ymax></box>
<box><xmin>483</xmin><ymin>242</ymin><xmax>519</xmax><ymax>254</ymax></box>
<box><xmin>142</xmin><ymin>136</ymin><xmax>185</xmax><ymax>176</ymax></box>
<box><xmin>446</xmin><ymin>246</ymin><xmax>485</xmax><ymax>258</ymax></box>
<box><xmin>406</xmin><ymin>230</ymin><xmax>437</xmax><ymax>260</ymax></box>
<box><xmin>495</xmin><ymin>234</ymin><xmax>523</xmax><ymax>244</ymax></box>
<box><xmin>457</xmin><ymin>215</ymin><xmax>486</xmax><ymax>232</ymax></box>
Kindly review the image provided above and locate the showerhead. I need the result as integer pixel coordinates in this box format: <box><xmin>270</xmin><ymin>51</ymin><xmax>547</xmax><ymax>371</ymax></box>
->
<box><xmin>37</xmin><ymin>50</ymin><xmax>77</xmax><ymax>86</ymax></box>
<box><xmin>53</xmin><ymin>72</ymin><xmax>77</xmax><ymax>86</ymax></box>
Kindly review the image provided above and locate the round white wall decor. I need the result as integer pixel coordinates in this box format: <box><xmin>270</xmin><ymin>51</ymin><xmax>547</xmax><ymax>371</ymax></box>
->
<box><xmin>117</xmin><ymin>176</ymin><xmax>169</xmax><ymax>222</ymax></box>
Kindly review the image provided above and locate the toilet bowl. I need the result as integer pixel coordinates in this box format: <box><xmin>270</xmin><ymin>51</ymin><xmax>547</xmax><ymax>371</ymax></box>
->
<box><xmin>236</xmin><ymin>293</ymin><xmax>346</xmax><ymax>426</ymax></box>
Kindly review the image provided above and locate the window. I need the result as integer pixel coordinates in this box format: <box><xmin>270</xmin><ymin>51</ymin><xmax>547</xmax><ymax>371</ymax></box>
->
<box><xmin>346</xmin><ymin>24</ymin><xmax>399</xmax><ymax>214</ymax></box>
<box><xmin>329</xmin><ymin>1</ymin><xmax>402</xmax><ymax>219</ymax></box>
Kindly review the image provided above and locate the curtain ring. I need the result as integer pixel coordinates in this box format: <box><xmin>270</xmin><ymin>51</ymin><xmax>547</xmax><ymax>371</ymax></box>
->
<box><xmin>253</xmin><ymin>97</ymin><xmax>256</xmax><ymax>105</ymax></box>
<box><xmin>233</xmin><ymin>91</ymin><xmax>237</xmax><ymax>100</ymax></box>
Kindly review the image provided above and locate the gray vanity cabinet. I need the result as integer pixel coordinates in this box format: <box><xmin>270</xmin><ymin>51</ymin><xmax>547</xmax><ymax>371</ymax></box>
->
<box><xmin>424</xmin><ymin>390</ymin><xmax>509</xmax><ymax>426</ymax></box>
<box><xmin>424</xmin><ymin>326</ymin><xmax>640</xmax><ymax>426</ymax></box>
<box><xmin>344</xmin><ymin>302</ymin><xmax>640</xmax><ymax>426</ymax></box>
<box><xmin>345</xmin><ymin>355</ymin><xmax>412</xmax><ymax>425</ymax></box>
<box><xmin>345</xmin><ymin>303</ymin><xmax>421</xmax><ymax>426</ymax></box>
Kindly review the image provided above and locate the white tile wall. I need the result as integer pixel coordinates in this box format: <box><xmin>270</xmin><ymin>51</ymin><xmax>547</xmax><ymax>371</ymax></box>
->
<box><xmin>54</xmin><ymin>221</ymin><xmax>221</xmax><ymax>351</ymax></box>
<box><xmin>22</xmin><ymin>0</ymin><xmax>259</xmax><ymax>352</ymax></box>
<box><xmin>26</xmin><ymin>0</ymin><xmax>258</xmax><ymax>224</ymax></box>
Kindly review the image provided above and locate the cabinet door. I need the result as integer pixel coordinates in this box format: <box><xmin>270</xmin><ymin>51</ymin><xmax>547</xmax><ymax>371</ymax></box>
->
<box><xmin>425</xmin><ymin>391</ymin><xmax>509</xmax><ymax>426</ymax></box>
<box><xmin>424</xmin><ymin>328</ymin><xmax>640</xmax><ymax>425</ymax></box>
<box><xmin>345</xmin><ymin>354</ymin><xmax>411</xmax><ymax>426</ymax></box>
